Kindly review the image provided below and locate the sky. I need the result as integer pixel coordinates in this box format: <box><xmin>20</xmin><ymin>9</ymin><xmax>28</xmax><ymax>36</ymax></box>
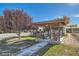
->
<box><xmin>0</xmin><ymin>3</ymin><xmax>79</xmax><ymax>24</ymax></box>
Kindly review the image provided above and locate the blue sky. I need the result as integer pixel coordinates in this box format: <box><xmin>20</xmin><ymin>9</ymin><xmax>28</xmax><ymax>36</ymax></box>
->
<box><xmin>0</xmin><ymin>3</ymin><xmax>79</xmax><ymax>24</ymax></box>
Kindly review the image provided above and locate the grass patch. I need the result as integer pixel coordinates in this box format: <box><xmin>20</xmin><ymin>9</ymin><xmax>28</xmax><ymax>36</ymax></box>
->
<box><xmin>44</xmin><ymin>44</ymin><xmax>79</xmax><ymax>56</ymax></box>
<box><xmin>6</xmin><ymin>36</ymin><xmax>37</xmax><ymax>47</ymax></box>
<box><xmin>6</xmin><ymin>36</ymin><xmax>36</xmax><ymax>45</ymax></box>
<box><xmin>21</xmin><ymin>36</ymin><xmax>36</xmax><ymax>40</ymax></box>
<box><xmin>33</xmin><ymin>44</ymin><xmax>79</xmax><ymax>56</ymax></box>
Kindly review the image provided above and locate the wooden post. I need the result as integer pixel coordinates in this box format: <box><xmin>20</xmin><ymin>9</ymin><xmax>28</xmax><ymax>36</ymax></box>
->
<box><xmin>63</xmin><ymin>26</ymin><xmax>66</xmax><ymax>34</ymax></box>
<box><xmin>49</xmin><ymin>25</ymin><xmax>53</xmax><ymax>44</ymax></box>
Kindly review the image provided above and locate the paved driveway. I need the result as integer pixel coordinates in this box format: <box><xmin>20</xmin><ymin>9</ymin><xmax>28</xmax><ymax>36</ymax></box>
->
<box><xmin>0</xmin><ymin>32</ymin><xmax>31</xmax><ymax>40</ymax></box>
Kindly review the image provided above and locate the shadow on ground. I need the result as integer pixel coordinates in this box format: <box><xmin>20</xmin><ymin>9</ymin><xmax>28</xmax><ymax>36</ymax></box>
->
<box><xmin>0</xmin><ymin>38</ymin><xmax>38</xmax><ymax>56</ymax></box>
<box><xmin>32</xmin><ymin>44</ymin><xmax>56</xmax><ymax>56</ymax></box>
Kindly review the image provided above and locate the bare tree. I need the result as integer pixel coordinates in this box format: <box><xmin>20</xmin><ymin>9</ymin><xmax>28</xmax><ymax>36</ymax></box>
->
<box><xmin>3</xmin><ymin>9</ymin><xmax>13</xmax><ymax>32</ymax></box>
<box><xmin>0</xmin><ymin>16</ymin><xmax>4</xmax><ymax>33</ymax></box>
<box><xmin>3</xmin><ymin>8</ymin><xmax>32</xmax><ymax>40</ymax></box>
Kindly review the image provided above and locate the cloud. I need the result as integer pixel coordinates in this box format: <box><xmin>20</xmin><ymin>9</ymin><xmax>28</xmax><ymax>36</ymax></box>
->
<box><xmin>73</xmin><ymin>14</ymin><xmax>79</xmax><ymax>17</ymax></box>
<box><xmin>42</xmin><ymin>19</ymin><xmax>50</xmax><ymax>21</ymax></box>
<box><xmin>53</xmin><ymin>16</ymin><xmax>63</xmax><ymax>19</ymax></box>
<box><xmin>57</xmin><ymin>16</ymin><xmax>63</xmax><ymax>18</ymax></box>
<box><xmin>67</xmin><ymin>3</ymin><xmax>78</xmax><ymax>6</ymax></box>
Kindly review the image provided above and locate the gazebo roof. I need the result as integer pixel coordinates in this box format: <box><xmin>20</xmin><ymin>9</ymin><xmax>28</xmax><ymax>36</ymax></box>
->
<box><xmin>32</xmin><ymin>16</ymin><xmax>69</xmax><ymax>27</ymax></box>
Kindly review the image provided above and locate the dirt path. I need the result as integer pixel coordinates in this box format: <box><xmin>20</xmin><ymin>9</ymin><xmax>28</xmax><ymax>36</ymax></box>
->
<box><xmin>61</xmin><ymin>33</ymin><xmax>79</xmax><ymax>46</ymax></box>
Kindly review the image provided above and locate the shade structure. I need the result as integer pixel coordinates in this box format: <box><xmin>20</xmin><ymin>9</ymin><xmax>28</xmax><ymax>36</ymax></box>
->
<box><xmin>32</xmin><ymin>16</ymin><xmax>69</xmax><ymax>28</ymax></box>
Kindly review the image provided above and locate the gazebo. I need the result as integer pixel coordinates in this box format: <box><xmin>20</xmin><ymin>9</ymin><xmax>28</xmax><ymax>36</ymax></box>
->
<box><xmin>32</xmin><ymin>16</ymin><xmax>69</xmax><ymax>44</ymax></box>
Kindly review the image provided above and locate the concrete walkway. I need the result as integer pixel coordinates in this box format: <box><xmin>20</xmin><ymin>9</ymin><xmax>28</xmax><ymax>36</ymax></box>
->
<box><xmin>17</xmin><ymin>39</ymin><xmax>50</xmax><ymax>56</ymax></box>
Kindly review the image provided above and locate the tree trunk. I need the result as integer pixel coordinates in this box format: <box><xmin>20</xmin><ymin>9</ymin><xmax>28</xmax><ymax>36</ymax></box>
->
<box><xmin>18</xmin><ymin>31</ymin><xmax>21</xmax><ymax>40</ymax></box>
